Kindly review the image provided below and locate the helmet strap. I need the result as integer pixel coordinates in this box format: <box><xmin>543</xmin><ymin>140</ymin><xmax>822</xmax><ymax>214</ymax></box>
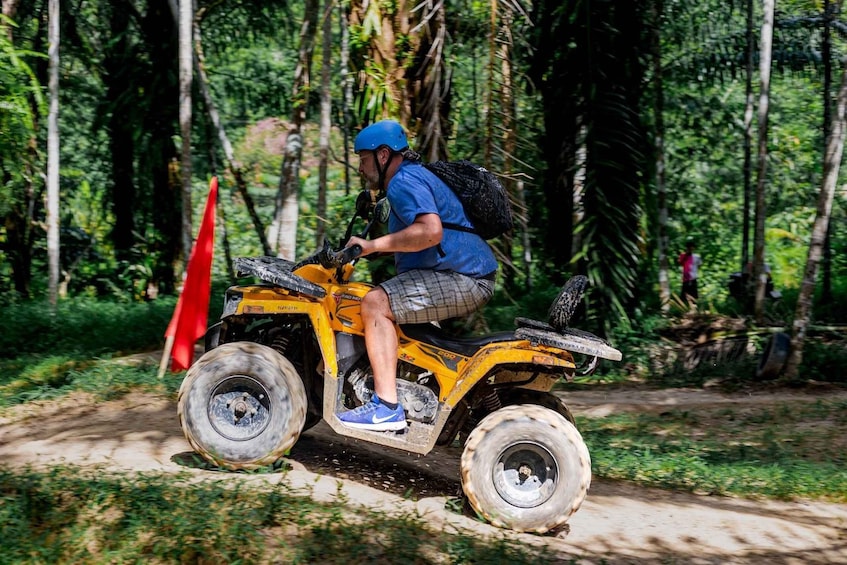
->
<box><xmin>374</xmin><ymin>146</ymin><xmax>395</xmax><ymax>194</ymax></box>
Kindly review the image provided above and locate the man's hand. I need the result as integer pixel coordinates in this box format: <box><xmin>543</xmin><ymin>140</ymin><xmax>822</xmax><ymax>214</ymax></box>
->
<box><xmin>346</xmin><ymin>235</ymin><xmax>374</xmax><ymax>257</ymax></box>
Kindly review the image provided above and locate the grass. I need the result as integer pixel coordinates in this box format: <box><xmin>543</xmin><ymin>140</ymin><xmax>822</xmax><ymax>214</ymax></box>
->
<box><xmin>0</xmin><ymin>467</ymin><xmax>552</xmax><ymax>564</ymax></box>
<box><xmin>579</xmin><ymin>398</ymin><xmax>847</xmax><ymax>502</ymax></box>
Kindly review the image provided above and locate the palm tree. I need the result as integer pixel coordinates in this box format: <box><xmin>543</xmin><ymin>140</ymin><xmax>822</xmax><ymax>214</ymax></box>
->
<box><xmin>1</xmin><ymin>2</ymin><xmax>46</xmax><ymax>297</ymax></box>
<box><xmin>650</xmin><ymin>0</ymin><xmax>671</xmax><ymax>311</ymax></box>
<box><xmin>528</xmin><ymin>0</ymin><xmax>648</xmax><ymax>331</ymax></box>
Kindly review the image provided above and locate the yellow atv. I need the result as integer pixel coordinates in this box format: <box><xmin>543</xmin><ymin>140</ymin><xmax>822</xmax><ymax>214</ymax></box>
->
<box><xmin>177</xmin><ymin>193</ymin><xmax>621</xmax><ymax>534</ymax></box>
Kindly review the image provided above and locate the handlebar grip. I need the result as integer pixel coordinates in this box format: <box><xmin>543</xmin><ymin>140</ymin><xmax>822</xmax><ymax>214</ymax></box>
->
<box><xmin>335</xmin><ymin>244</ymin><xmax>362</xmax><ymax>265</ymax></box>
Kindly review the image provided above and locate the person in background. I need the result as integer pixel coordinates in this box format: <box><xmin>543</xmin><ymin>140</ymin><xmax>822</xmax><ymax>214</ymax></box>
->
<box><xmin>336</xmin><ymin>120</ymin><xmax>498</xmax><ymax>432</ymax></box>
<box><xmin>678</xmin><ymin>240</ymin><xmax>703</xmax><ymax>307</ymax></box>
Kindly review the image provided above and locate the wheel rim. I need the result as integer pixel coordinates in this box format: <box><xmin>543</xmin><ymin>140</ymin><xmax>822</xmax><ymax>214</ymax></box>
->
<box><xmin>208</xmin><ymin>375</ymin><xmax>273</xmax><ymax>441</ymax></box>
<box><xmin>493</xmin><ymin>441</ymin><xmax>558</xmax><ymax>508</ymax></box>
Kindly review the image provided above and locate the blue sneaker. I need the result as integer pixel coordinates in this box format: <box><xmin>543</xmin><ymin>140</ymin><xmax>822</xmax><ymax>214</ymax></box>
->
<box><xmin>337</xmin><ymin>395</ymin><xmax>407</xmax><ymax>431</ymax></box>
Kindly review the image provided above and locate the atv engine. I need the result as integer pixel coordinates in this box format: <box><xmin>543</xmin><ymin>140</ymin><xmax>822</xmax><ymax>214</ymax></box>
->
<box><xmin>346</xmin><ymin>362</ymin><xmax>439</xmax><ymax>423</ymax></box>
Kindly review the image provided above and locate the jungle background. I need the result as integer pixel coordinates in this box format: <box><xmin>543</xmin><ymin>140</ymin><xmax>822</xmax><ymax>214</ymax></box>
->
<box><xmin>3</xmin><ymin>2</ymin><xmax>847</xmax><ymax>562</ymax></box>
<box><xmin>2</xmin><ymin>0</ymin><xmax>847</xmax><ymax>384</ymax></box>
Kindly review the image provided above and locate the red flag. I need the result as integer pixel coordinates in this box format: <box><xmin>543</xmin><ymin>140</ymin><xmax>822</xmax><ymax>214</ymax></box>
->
<box><xmin>165</xmin><ymin>176</ymin><xmax>218</xmax><ymax>371</ymax></box>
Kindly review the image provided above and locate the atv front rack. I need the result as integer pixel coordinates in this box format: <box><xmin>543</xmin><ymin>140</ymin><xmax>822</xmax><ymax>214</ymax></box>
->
<box><xmin>234</xmin><ymin>256</ymin><xmax>327</xmax><ymax>299</ymax></box>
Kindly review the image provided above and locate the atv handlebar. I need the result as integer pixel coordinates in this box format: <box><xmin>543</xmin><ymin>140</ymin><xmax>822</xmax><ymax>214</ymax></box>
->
<box><xmin>334</xmin><ymin>244</ymin><xmax>362</xmax><ymax>266</ymax></box>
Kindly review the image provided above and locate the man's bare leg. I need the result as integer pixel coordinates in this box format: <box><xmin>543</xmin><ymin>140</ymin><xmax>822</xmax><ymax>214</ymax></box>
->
<box><xmin>361</xmin><ymin>288</ymin><xmax>399</xmax><ymax>404</ymax></box>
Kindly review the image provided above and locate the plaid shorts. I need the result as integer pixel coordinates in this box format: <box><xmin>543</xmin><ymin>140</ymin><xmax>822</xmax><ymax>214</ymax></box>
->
<box><xmin>379</xmin><ymin>269</ymin><xmax>495</xmax><ymax>324</ymax></box>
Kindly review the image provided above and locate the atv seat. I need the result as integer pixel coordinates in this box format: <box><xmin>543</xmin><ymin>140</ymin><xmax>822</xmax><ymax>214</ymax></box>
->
<box><xmin>399</xmin><ymin>323</ymin><xmax>515</xmax><ymax>357</ymax></box>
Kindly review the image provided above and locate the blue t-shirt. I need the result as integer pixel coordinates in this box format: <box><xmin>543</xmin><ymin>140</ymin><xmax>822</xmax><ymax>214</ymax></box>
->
<box><xmin>387</xmin><ymin>161</ymin><xmax>498</xmax><ymax>278</ymax></box>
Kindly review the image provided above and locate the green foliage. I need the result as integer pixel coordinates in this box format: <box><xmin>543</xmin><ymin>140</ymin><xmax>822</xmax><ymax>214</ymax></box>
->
<box><xmin>0</xmin><ymin>296</ymin><xmax>185</xmax><ymax>408</ymax></box>
<box><xmin>483</xmin><ymin>274</ymin><xmax>569</xmax><ymax>332</ymax></box>
<box><xmin>797</xmin><ymin>336</ymin><xmax>847</xmax><ymax>382</ymax></box>
<box><xmin>0</xmin><ymin>467</ymin><xmax>549</xmax><ymax>563</ymax></box>
<box><xmin>0</xmin><ymin>296</ymin><xmax>176</xmax><ymax>358</ymax></box>
<box><xmin>205</xmin><ymin>44</ymin><xmax>299</xmax><ymax>125</ymax></box>
<box><xmin>0</xmin><ymin>357</ymin><xmax>175</xmax><ymax>408</ymax></box>
<box><xmin>579</xmin><ymin>398</ymin><xmax>847</xmax><ymax>501</ymax></box>
<box><xmin>219</xmin><ymin>120</ymin><xmax>366</xmax><ymax>267</ymax></box>
<box><xmin>0</xmin><ymin>16</ymin><xmax>45</xmax><ymax>215</ymax></box>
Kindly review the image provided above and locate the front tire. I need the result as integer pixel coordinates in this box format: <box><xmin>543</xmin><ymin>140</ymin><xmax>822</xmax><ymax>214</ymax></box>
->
<box><xmin>460</xmin><ymin>404</ymin><xmax>591</xmax><ymax>533</ymax></box>
<box><xmin>177</xmin><ymin>342</ymin><xmax>307</xmax><ymax>470</ymax></box>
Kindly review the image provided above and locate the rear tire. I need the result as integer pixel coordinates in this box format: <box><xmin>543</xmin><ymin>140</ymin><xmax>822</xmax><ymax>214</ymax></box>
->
<box><xmin>460</xmin><ymin>404</ymin><xmax>591</xmax><ymax>533</ymax></box>
<box><xmin>177</xmin><ymin>342</ymin><xmax>307</xmax><ymax>470</ymax></box>
<box><xmin>547</xmin><ymin>275</ymin><xmax>588</xmax><ymax>331</ymax></box>
<box><xmin>756</xmin><ymin>332</ymin><xmax>790</xmax><ymax>380</ymax></box>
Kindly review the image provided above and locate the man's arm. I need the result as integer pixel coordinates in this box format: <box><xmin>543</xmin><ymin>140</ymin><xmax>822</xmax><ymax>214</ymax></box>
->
<box><xmin>348</xmin><ymin>213</ymin><xmax>442</xmax><ymax>256</ymax></box>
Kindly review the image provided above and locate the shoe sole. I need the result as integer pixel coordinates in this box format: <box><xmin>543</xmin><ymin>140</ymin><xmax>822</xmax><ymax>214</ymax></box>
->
<box><xmin>337</xmin><ymin>418</ymin><xmax>408</xmax><ymax>432</ymax></box>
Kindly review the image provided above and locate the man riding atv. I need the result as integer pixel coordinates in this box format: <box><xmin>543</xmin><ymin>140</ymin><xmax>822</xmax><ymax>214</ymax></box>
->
<box><xmin>178</xmin><ymin>120</ymin><xmax>622</xmax><ymax>534</ymax></box>
<box><xmin>337</xmin><ymin>120</ymin><xmax>498</xmax><ymax>432</ymax></box>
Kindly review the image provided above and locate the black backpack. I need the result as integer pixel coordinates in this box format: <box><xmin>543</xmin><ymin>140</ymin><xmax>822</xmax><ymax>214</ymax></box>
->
<box><xmin>423</xmin><ymin>160</ymin><xmax>514</xmax><ymax>240</ymax></box>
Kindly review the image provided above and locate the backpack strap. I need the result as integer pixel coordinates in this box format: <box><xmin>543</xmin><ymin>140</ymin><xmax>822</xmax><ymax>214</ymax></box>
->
<box><xmin>437</xmin><ymin>222</ymin><xmax>479</xmax><ymax>257</ymax></box>
<box><xmin>441</xmin><ymin>222</ymin><xmax>477</xmax><ymax>235</ymax></box>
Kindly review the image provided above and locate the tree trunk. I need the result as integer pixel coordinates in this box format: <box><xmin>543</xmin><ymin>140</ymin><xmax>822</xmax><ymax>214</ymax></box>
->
<box><xmin>651</xmin><ymin>0</ymin><xmax>670</xmax><ymax>311</ymax></box>
<box><xmin>491</xmin><ymin>2</ymin><xmax>518</xmax><ymax>286</ymax></box>
<box><xmin>47</xmin><ymin>0</ymin><xmax>59</xmax><ymax>305</ymax></box>
<box><xmin>270</xmin><ymin>0</ymin><xmax>318</xmax><ymax>259</ymax></box>
<box><xmin>742</xmin><ymin>0</ymin><xmax>754</xmax><ymax>272</ymax></box>
<box><xmin>406</xmin><ymin>1</ymin><xmax>448</xmax><ymax>162</ymax></box>
<box><xmin>484</xmin><ymin>0</ymin><xmax>496</xmax><ymax>167</ymax></box>
<box><xmin>515</xmin><ymin>180</ymin><xmax>532</xmax><ymax>290</ymax></box>
<box><xmin>783</xmin><ymin>59</ymin><xmax>847</xmax><ymax>379</ymax></box>
<box><xmin>105</xmin><ymin>6</ymin><xmax>135</xmax><ymax>259</ymax></box>
<box><xmin>144</xmin><ymin>0</ymin><xmax>181</xmax><ymax>292</ymax></box>
<box><xmin>179</xmin><ymin>0</ymin><xmax>193</xmax><ymax>264</ymax></box>
<box><xmin>753</xmin><ymin>0</ymin><xmax>775</xmax><ymax>324</ymax></box>
<box><xmin>821</xmin><ymin>0</ymin><xmax>833</xmax><ymax>303</ymax></box>
<box><xmin>338</xmin><ymin>2</ymin><xmax>354</xmax><ymax>195</ymax></box>
<box><xmin>273</xmin><ymin>134</ymin><xmax>304</xmax><ymax>260</ymax></box>
<box><xmin>2</xmin><ymin>0</ymin><xmax>21</xmax><ymax>20</ymax></box>
<box><xmin>202</xmin><ymin>115</ymin><xmax>234</xmax><ymax>284</ymax></box>
<box><xmin>317</xmin><ymin>0</ymin><xmax>332</xmax><ymax>247</ymax></box>
<box><xmin>571</xmin><ymin>125</ymin><xmax>586</xmax><ymax>261</ymax></box>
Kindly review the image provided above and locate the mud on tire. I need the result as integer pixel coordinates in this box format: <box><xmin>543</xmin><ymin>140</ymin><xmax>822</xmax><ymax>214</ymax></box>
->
<box><xmin>177</xmin><ymin>342</ymin><xmax>307</xmax><ymax>470</ymax></box>
<box><xmin>460</xmin><ymin>404</ymin><xmax>591</xmax><ymax>534</ymax></box>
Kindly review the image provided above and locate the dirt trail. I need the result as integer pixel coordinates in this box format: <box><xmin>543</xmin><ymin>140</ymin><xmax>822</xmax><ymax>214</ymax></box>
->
<box><xmin>1</xmin><ymin>387</ymin><xmax>846</xmax><ymax>564</ymax></box>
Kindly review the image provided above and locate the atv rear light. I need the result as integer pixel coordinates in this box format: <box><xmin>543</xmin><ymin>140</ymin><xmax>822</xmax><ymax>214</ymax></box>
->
<box><xmin>223</xmin><ymin>291</ymin><xmax>242</xmax><ymax>317</ymax></box>
<box><xmin>532</xmin><ymin>354</ymin><xmax>559</xmax><ymax>366</ymax></box>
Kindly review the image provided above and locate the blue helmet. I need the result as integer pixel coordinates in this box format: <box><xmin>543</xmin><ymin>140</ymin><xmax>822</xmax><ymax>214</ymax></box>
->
<box><xmin>354</xmin><ymin>120</ymin><xmax>409</xmax><ymax>153</ymax></box>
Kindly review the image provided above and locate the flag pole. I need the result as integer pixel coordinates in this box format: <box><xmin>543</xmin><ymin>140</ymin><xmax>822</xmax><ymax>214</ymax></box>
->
<box><xmin>158</xmin><ymin>335</ymin><xmax>175</xmax><ymax>379</ymax></box>
<box><xmin>161</xmin><ymin>176</ymin><xmax>218</xmax><ymax>376</ymax></box>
